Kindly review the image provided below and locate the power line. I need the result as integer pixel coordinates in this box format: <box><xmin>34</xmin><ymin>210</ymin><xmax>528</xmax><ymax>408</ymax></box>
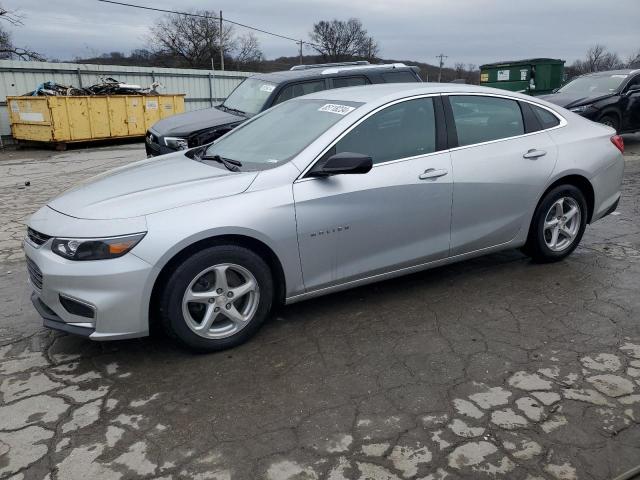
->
<box><xmin>96</xmin><ymin>0</ymin><xmax>319</xmax><ymax>47</ymax></box>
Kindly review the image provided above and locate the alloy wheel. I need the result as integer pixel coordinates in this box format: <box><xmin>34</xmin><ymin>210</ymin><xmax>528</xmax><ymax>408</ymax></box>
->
<box><xmin>543</xmin><ymin>197</ymin><xmax>581</xmax><ymax>252</ymax></box>
<box><xmin>182</xmin><ymin>263</ymin><xmax>260</xmax><ymax>339</ymax></box>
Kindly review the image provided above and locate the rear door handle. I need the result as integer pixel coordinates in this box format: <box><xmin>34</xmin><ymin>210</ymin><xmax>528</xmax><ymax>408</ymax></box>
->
<box><xmin>523</xmin><ymin>149</ymin><xmax>547</xmax><ymax>159</ymax></box>
<box><xmin>419</xmin><ymin>168</ymin><xmax>448</xmax><ymax>180</ymax></box>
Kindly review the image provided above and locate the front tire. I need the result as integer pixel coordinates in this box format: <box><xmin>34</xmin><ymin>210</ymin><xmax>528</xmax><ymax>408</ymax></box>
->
<box><xmin>598</xmin><ymin>114</ymin><xmax>619</xmax><ymax>132</ymax></box>
<box><xmin>160</xmin><ymin>245</ymin><xmax>274</xmax><ymax>352</ymax></box>
<box><xmin>523</xmin><ymin>185</ymin><xmax>587</xmax><ymax>263</ymax></box>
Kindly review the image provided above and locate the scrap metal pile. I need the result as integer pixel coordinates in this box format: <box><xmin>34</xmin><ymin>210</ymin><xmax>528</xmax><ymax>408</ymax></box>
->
<box><xmin>25</xmin><ymin>78</ymin><xmax>162</xmax><ymax>96</ymax></box>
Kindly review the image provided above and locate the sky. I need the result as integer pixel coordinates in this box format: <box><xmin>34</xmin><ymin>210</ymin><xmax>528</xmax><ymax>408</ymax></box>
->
<box><xmin>5</xmin><ymin>0</ymin><xmax>640</xmax><ymax>68</ymax></box>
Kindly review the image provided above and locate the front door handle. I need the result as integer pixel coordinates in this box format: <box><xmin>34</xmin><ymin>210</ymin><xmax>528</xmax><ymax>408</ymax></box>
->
<box><xmin>523</xmin><ymin>149</ymin><xmax>547</xmax><ymax>159</ymax></box>
<box><xmin>419</xmin><ymin>168</ymin><xmax>448</xmax><ymax>180</ymax></box>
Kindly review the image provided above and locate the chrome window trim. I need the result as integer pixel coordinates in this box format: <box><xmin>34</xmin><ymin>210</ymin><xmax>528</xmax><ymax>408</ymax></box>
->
<box><xmin>445</xmin><ymin>92</ymin><xmax>567</xmax><ymax>153</ymax></box>
<box><xmin>295</xmin><ymin>91</ymin><xmax>568</xmax><ymax>182</ymax></box>
<box><xmin>296</xmin><ymin>93</ymin><xmax>442</xmax><ymax>182</ymax></box>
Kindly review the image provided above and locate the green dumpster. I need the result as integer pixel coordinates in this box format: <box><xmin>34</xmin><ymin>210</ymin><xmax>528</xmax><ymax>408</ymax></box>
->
<box><xmin>480</xmin><ymin>58</ymin><xmax>565</xmax><ymax>96</ymax></box>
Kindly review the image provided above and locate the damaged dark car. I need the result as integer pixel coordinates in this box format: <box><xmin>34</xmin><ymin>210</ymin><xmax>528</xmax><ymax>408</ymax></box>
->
<box><xmin>540</xmin><ymin>69</ymin><xmax>640</xmax><ymax>133</ymax></box>
<box><xmin>145</xmin><ymin>62</ymin><xmax>422</xmax><ymax>156</ymax></box>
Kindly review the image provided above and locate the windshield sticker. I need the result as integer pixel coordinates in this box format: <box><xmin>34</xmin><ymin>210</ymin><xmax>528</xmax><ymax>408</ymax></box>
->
<box><xmin>260</xmin><ymin>84</ymin><xmax>275</xmax><ymax>93</ymax></box>
<box><xmin>266</xmin><ymin>159</ymin><xmax>279</xmax><ymax>163</ymax></box>
<box><xmin>611</xmin><ymin>75</ymin><xmax>628</xmax><ymax>78</ymax></box>
<box><xmin>318</xmin><ymin>104</ymin><xmax>356</xmax><ymax>115</ymax></box>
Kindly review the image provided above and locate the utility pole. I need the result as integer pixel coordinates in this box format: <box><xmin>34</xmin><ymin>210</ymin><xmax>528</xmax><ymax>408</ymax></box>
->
<box><xmin>299</xmin><ymin>40</ymin><xmax>303</xmax><ymax>65</ymax></box>
<box><xmin>219</xmin><ymin>10</ymin><xmax>225</xmax><ymax>71</ymax></box>
<box><xmin>436</xmin><ymin>53</ymin><xmax>447</xmax><ymax>82</ymax></box>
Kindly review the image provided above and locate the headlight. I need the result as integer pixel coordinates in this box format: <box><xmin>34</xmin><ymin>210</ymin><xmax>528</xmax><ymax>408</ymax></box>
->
<box><xmin>569</xmin><ymin>105</ymin><xmax>590</xmax><ymax>113</ymax></box>
<box><xmin>164</xmin><ymin>136</ymin><xmax>189</xmax><ymax>150</ymax></box>
<box><xmin>51</xmin><ymin>233</ymin><xmax>146</xmax><ymax>261</ymax></box>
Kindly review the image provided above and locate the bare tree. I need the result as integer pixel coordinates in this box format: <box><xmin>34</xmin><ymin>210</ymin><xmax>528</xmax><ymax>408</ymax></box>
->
<box><xmin>627</xmin><ymin>49</ymin><xmax>640</xmax><ymax>68</ymax></box>
<box><xmin>570</xmin><ymin>44</ymin><xmax>624</xmax><ymax>75</ymax></box>
<box><xmin>148</xmin><ymin>10</ymin><xmax>263</xmax><ymax>70</ymax></box>
<box><xmin>149</xmin><ymin>10</ymin><xmax>233</xmax><ymax>69</ymax></box>
<box><xmin>0</xmin><ymin>4</ymin><xmax>43</xmax><ymax>60</ymax></box>
<box><xmin>309</xmin><ymin>18</ymin><xmax>379</xmax><ymax>62</ymax></box>
<box><xmin>234</xmin><ymin>33</ymin><xmax>264</xmax><ymax>65</ymax></box>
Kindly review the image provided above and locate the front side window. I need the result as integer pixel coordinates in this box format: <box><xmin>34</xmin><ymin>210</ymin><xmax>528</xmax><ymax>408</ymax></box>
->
<box><xmin>221</xmin><ymin>78</ymin><xmax>277</xmax><ymax>116</ymax></box>
<box><xmin>273</xmin><ymin>80</ymin><xmax>326</xmax><ymax>105</ymax></box>
<box><xmin>204</xmin><ymin>99</ymin><xmax>361</xmax><ymax>170</ymax></box>
<box><xmin>327</xmin><ymin>97</ymin><xmax>436</xmax><ymax>165</ymax></box>
<box><xmin>449</xmin><ymin>95</ymin><xmax>524</xmax><ymax>146</ymax></box>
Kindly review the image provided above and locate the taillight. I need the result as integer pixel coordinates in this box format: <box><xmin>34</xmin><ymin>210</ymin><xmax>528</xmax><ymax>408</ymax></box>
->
<box><xmin>611</xmin><ymin>135</ymin><xmax>624</xmax><ymax>154</ymax></box>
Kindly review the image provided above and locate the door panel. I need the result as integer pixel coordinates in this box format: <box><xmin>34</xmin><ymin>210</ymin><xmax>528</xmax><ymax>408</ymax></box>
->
<box><xmin>293</xmin><ymin>152</ymin><xmax>452</xmax><ymax>291</ymax></box>
<box><xmin>449</xmin><ymin>131</ymin><xmax>557</xmax><ymax>255</ymax></box>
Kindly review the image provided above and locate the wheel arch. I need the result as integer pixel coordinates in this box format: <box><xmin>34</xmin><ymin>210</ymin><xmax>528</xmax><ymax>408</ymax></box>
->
<box><xmin>535</xmin><ymin>174</ymin><xmax>595</xmax><ymax>226</ymax></box>
<box><xmin>148</xmin><ymin>234</ymin><xmax>287</xmax><ymax>332</ymax></box>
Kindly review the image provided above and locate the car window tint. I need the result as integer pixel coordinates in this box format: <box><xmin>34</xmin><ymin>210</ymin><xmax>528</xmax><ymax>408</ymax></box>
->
<box><xmin>331</xmin><ymin>98</ymin><xmax>436</xmax><ymax>165</ymax></box>
<box><xmin>381</xmin><ymin>71</ymin><xmax>417</xmax><ymax>83</ymax></box>
<box><xmin>531</xmin><ymin>105</ymin><xmax>560</xmax><ymax>129</ymax></box>
<box><xmin>274</xmin><ymin>80</ymin><xmax>326</xmax><ymax>105</ymax></box>
<box><xmin>450</xmin><ymin>96</ymin><xmax>524</xmax><ymax>146</ymax></box>
<box><xmin>333</xmin><ymin>76</ymin><xmax>369</xmax><ymax>88</ymax></box>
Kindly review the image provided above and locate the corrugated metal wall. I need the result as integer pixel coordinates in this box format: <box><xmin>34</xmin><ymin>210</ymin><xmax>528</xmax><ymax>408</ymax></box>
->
<box><xmin>0</xmin><ymin>60</ymin><xmax>254</xmax><ymax>137</ymax></box>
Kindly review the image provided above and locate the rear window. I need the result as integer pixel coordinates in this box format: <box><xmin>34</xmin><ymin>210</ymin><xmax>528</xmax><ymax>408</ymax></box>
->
<box><xmin>333</xmin><ymin>76</ymin><xmax>369</xmax><ymax>88</ymax></box>
<box><xmin>532</xmin><ymin>105</ymin><xmax>560</xmax><ymax>129</ymax></box>
<box><xmin>449</xmin><ymin>95</ymin><xmax>524</xmax><ymax>146</ymax></box>
<box><xmin>382</xmin><ymin>71</ymin><xmax>418</xmax><ymax>83</ymax></box>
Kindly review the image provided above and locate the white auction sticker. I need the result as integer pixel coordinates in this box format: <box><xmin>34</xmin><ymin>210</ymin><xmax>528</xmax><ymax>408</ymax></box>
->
<box><xmin>318</xmin><ymin>104</ymin><xmax>355</xmax><ymax>115</ymax></box>
<box><xmin>260</xmin><ymin>84</ymin><xmax>275</xmax><ymax>93</ymax></box>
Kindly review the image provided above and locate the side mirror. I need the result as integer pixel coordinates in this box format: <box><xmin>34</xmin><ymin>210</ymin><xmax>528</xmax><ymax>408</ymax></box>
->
<box><xmin>308</xmin><ymin>152</ymin><xmax>373</xmax><ymax>177</ymax></box>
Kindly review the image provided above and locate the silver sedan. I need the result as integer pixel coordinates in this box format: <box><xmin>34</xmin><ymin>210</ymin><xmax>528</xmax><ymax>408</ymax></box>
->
<box><xmin>24</xmin><ymin>84</ymin><xmax>625</xmax><ymax>351</ymax></box>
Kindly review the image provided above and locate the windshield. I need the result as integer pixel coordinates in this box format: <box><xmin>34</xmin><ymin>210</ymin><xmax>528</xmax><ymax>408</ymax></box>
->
<box><xmin>221</xmin><ymin>78</ymin><xmax>277</xmax><ymax>116</ymax></box>
<box><xmin>558</xmin><ymin>74</ymin><xmax>628</xmax><ymax>95</ymax></box>
<box><xmin>204</xmin><ymin>99</ymin><xmax>362</xmax><ymax>170</ymax></box>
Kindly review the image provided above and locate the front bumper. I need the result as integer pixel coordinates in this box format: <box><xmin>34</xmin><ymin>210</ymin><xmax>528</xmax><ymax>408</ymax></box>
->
<box><xmin>24</xmin><ymin>238</ymin><xmax>155</xmax><ymax>341</ymax></box>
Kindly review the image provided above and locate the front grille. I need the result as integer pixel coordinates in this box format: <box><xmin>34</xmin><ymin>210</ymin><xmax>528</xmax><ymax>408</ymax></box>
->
<box><xmin>27</xmin><ymin>228</ymin><xmax>51</xmax><ymax>247</ymax></box>
<box><xmin>26</xmin><ymin>256</ymin><xmax>43</xmax><ymax>290</ymax></box>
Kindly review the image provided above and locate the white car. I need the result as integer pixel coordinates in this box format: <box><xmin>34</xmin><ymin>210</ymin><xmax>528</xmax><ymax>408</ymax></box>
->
<box><xmin>25</xmin><ymin>83</ymin><xmax>625</xmax><ymax>351</ymax></box>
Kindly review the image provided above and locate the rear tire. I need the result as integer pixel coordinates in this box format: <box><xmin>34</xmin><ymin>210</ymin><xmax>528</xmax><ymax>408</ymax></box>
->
<box><xmin>160</xmin><ymin>245</ymin><xmax>273</xmax><ymax>352</ymax></box>
<box><xmin>523</xmin><ymin>185</ymin><xmax>587</xmax><ymax>263</ymax></box>
<box><xmin>598</xmin><ymin>114</ymin><xmax>619</xmax><ymax>132</ymax></box>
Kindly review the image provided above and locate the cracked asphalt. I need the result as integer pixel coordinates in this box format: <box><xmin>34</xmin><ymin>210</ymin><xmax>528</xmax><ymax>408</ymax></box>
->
<box><xmin>1</xmin><ymin>135</ymin><xmax>640</xmax><ymax>480</ymax></box>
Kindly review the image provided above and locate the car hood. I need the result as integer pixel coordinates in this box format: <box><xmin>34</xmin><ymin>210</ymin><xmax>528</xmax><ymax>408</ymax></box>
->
<box><xmin>151</xmin><ymin>106</ymin><xmax>245</xmax><ymax>137</ymax></box>
<box><xmin>48</xmin><ymin>152</ymin><xmax>258</xmax><ymax>220</ymax></box>
<box><xmin>538</xmin><ymin>92</ymin><xmax>614</xmax><ymax>109</ymax></box>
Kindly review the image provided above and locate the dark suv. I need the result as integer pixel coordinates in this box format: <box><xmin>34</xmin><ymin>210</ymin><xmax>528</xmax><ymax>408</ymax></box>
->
<box><xmin>145</xmin><ymin>61</ymin><xmax>422</xmax><ymax>156</ymax></box>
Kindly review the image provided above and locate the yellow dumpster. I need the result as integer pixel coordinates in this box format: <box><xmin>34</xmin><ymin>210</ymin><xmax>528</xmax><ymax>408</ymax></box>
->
<box><xmin>7</xmin><ymin>94</ymin><xmax>185</xmax><ymax>148</ymax></box>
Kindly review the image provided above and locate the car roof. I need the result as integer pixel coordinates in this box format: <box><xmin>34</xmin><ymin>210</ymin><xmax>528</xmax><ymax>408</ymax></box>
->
<box><xmin>250</xmin><ymin>63</ymin><xmax>417</xmax><ymax>83</ymax></box>
<box><xmin>299</xmin><ymin>82</ymin><xmax>533</xmax><ymax>104</ymax></box>
<box><xmin>582</xmin><ymin>69</ymin><xmax>639</xmax><ymax>77</ymax></box>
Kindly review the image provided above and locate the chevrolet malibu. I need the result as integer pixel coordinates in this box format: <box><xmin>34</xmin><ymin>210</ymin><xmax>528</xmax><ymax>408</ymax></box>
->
<box><xmin>25</xmin><ymin>84</ymin><xmax>624</xmax><ymax>351</ymax></box>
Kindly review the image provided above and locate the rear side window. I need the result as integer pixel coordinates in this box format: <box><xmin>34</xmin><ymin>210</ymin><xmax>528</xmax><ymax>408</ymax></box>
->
<box><xmin>381</xmin><ymin>71</ymin><xmax>418</xmax><ymax>83</ymax></box>
<box><xmin>332</xmin><ymin>76</ymin><xmax>369</xmax><ymax>88</ymax></box>
<box><xmin>449</xmin><ymin>95</ymin><xmax>524</xmax><ymax>146</ymax></box>
<box><xmin>532</xmin><ymin>105</ymin><xmax>560</xmax><ymax>129</ymax></box>
<box><xmin>328</xmin><ymin>98</ymin><xmax>436</xmax><ymax>165</ymax></box>
<box><xmin>274</xmin><ymin>80</ymin><xmax>326</xmax><ymax>105</ymax></box>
